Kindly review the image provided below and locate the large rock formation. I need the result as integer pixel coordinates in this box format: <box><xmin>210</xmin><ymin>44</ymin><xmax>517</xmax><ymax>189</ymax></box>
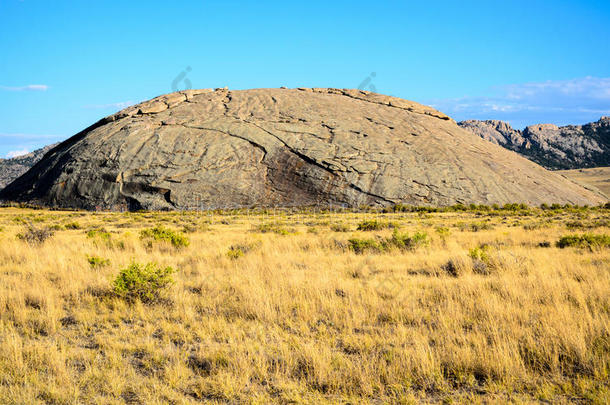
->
<box><xmin>459</xmin><ymin>117</ymin><xmax>610</xmax><ymax>170</ymax></box>
<box><xmin>0</xmin><ymin>88</ymin><xmax>605</xmax><ymax>210</ymax></box>
<box><xmin>0</xmin><ymin>143</ymin><xmax>59</xmax><ymax>189</ymax></box>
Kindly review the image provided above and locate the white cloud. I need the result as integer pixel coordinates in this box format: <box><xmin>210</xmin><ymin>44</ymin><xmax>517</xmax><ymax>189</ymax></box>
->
<box><xmin>426</xmin><ymin>76</ymin><xmax>610</xmax><ymax>128</ymax></box>
<box><xmin>0</xmin><ymin>133</ymin><xmax>59</xmax><ymax>140</ymax></box>
<box><xmin>6</xmin><ymin>149</ymin><xmax>30</xmax><ymax>158</ymax></box>
<box><xmin>84</xmin><ymin>101</ymin><xmax>135</xmax><ymax>110</ymax></box>
<box><xmin>0</xmin><ymin>84</ymin><xmax>49</xmax><ymax>91</ymax></box>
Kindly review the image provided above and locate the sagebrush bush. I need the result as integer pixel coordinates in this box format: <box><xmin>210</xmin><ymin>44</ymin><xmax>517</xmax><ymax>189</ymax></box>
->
<box><xmin>140</xmin><ymin>226</ymin><xmax>190</xmax><ymax>248</ymax></box>
<box><xmin>356</xmin><ymin>220</ymin><xmax>397</xmax><ymax>231</ymax></box>
<box><xmin>226</xmin><ymin>242</ymin><xmax>260</xmax><ymax>259</ymax></box>
<box><xmin>458</xmin><ymin>221</ymin><xmax>494</xmax><ymax>232</ymax></box>
<box><xmin>17</xmin><ymin>224</ymin><xmax>54</xmax><ymax>244</ymax></box>
<box><xmin>556</xmin><ymin>234</ymin><xmax>610</xmax><ymax>249</ymax></box>
<box><xmin>386</xmin><ymin>229</ymin><xmax>429</xmax><ymax>250</ymax></box>
<box><xmin>348</xmin><ymin>230</ymin><xmax>429</xmax><ymax>254</ymax></box>
<box><xmin>87</xmin><ymin>256</ymin><xmax>110</xmax><ymax>268</ymax></box>
<box><xmin>252</xmin><ymin>222</ymin><xmax>294</xmax><ymax>235</ymax></box>
<box><xmin>87</xmin><ymin>228</ymin><xmax>111</xmax><ymax>240</ymax></box>
<box><xmin>348</xmin><ymin>238</ymin><xmax>381</xmax><ymax>253</ymax></box>
<box><xmin>113</xmin><ymin>262</ymin><xmax>177</xmax><ymax>303</ymax></box>
<box><xmin>330</xmin><ymin>223</ymin><xmax>350</xmax><ymax>232</ymax></box>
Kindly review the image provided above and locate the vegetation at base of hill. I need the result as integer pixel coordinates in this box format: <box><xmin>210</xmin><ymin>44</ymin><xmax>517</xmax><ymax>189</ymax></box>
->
<box><xmin>140</xmin><ymin>225</ymin><xmax>190</xmax><ymax>248</ymax></box>
<box><xmin>556</xmin><ymin>233</ymin><xmax>610</xmax><ymax>249</ymax></box>
<box><xmin>0</xmin><ymin>205</ymin><xmax>608</xmax><ymax>403</ymax></box>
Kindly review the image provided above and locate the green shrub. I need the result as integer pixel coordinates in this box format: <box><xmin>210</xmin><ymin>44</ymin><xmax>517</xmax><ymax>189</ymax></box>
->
<box><xmin>87</xmin><ymin>228</ymin><xmax>111</xmax><ymax>241</ymax></box>
<box><xmin>435</xmin><ymin>226</ymin><xmax>450</xmax><ymax>239</ymax></box>
<box><xmin>140</xmin><ymin>226</ymin><xmax>190</xmax><ymax>248</ymax></box>
<box><xmin>226</xmin><ymin>242</ymin><xmax>259</xmax><ymax>259</ymax></box>
<box><xmin>348</xmin><ymin>230</ymin><xmax>429</xmax><ymax>254</ymax></box>
<box><xmin>459</xmin><ymin>221</ymin><xmax>494</xmax><ymax>232</ymax></box>
<box><xmin>87</xmin><ymin>256</ymin><xmax>110</xmax><ymax>268</ymax></box>
<box><xmin>468</xmin><ymin>245</ymin><xmax>491</xmax><ymax>262</ymax></box>
<box><xmin>113</xmin><ymin>262</ymin><xmax>177</xmax><ymax>303</ymax></box>
<box><xmin>348</xmin><ymin>238</ymin><xmax>381</xmax><ymax>254</ymax></box>
<box><xmin>468</xmin><ymin>245</ymin><xmax>493</xmax><ymax>274</ymax></box>
<box><xmin>556</xmin><ymin>234</ymin><xmax>610</xmax><ymax>249</ymax></box>
<box><xmin>356</xmin><ymin>220</ymin><xmax>396</xmax><ymax>231</ymax></box>
<box><xmin>65</xmin><ymin>222</ymin><xmax>81</xmax><ymax>230</ymax></box>
<box><xmin>357</xmin><ymin>220</ymin><xmax>381</xmax><ymax>231</ymax></box>
<box><xmin>252</xmin><ymin>222</ymin><xmax>294</xmax><ymax>235</ymax></box>
<box><xmin>386</xmin><ymin>229</ymin><xmax>429</xmax><ymax>250</ymax></box>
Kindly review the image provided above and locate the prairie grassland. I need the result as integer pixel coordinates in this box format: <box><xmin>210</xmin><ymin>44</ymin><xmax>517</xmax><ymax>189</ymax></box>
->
<box><xmin>0</xmin><ymin>206</ymin><xmax>608</xmax><ymax>404</ymax></box>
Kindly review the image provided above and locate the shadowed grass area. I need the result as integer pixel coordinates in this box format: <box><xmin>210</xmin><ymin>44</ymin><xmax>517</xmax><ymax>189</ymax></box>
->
<box><xmin>0</xmin><ymin>205</ymin><xmax>608</xmax><ymax>403</ymax></box>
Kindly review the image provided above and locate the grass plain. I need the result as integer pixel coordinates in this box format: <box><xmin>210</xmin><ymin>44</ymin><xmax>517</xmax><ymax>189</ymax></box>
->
<box><xmin>0</xmin><ymin>204</ymin><xmax>608</xmax><ymax>404</ymax></box>
<box><xmin>558</xmin><ymin>167</ymin><xmax>610</xmax><ymax>199</ymax></box>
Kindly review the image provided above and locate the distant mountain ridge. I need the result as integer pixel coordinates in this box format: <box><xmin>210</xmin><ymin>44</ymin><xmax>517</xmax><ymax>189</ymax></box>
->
<box><xmin>458</xmin><ymin>117</ymin><xmax>610</xmax><ymax>170</ymax></box>
<box><xmin>0</xmin><ymin>144</ymin><xmax>59</xmax><ymax>189</ymax></box>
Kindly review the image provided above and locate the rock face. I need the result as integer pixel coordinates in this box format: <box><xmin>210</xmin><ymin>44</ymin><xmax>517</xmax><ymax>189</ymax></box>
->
<box><xmin>0</xmin><ymin>88</ymin><xmax>605</xmax><ymax>210</ymax></box>
<box><xmin>459</xmin><ymin>117</ymin><xmax>610</xmax><ymax>170</ymax></box>
<box><xmin>0</xmin><ymin>144</ymin><xmax>59</xmax><ymax>189</ymax></box>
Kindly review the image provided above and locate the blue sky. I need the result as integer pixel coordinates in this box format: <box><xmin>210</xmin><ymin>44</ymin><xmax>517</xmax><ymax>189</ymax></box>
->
<box><xmin>1</xmin><ymin>0</ymin><xmax>609</xmax><ymax>158</ymax></box>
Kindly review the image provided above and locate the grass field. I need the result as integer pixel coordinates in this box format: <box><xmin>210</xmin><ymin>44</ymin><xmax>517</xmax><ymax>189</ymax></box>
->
<box><xmin>558</xmin><ymin>167</ymin><xmax>610</xmax><ymax>199</ymax></box>
<box><xmin>0</xmin><ymin>205</ymin><xmax>608</xmax><ymax>404</ymax></box>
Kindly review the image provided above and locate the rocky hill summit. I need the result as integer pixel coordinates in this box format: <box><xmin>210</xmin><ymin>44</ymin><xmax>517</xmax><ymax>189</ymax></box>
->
<box><xmin>0</xmin><ymin>144</ymin><xmax>59</xmax><ymax>189</ymax></box>
<box><xmin>458</xmin><ymin>117</ymin><xmax>610</xmax><ymax>170</ymax></box>
<box><xmin>0</xmin><ymin>88</ymin><xmax>605</xmax><ymax>210</ymax></box>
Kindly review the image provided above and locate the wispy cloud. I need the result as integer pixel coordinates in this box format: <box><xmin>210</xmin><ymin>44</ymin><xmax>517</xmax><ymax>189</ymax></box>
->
<box><xmin>0</xmin><ymin>133</ymin><xmax>60</xmax><ymax>140</ymax></box>
<box><xmin>84</xmin><ymin>101</ymin><xmax>135</xmax><ymax>110</ymax></box>
<box><xmin>0</xmin><ymin>84</ymin><xmax>49</xmax><ymax>91</ymax></box>
<box><xmin>426</xmin><ymin>76</ymin><xmax>610</xmax><ymax>128</ymax></box>
<box><xmin>5</xmin><ymin>149</ymin><xmax>30</xmax><ymax>158</ymax></box>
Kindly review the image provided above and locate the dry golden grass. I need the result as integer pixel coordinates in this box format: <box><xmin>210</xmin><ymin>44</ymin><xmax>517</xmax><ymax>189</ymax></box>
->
<box><xmin>0</xmin><ymin>206</ymin><xmax>608</xmax><ymax>404</ymax></box>
<box><xmin>558</xmin><ymin>167</ymin><xmax>610</xmax><ymax>199</ymax></box>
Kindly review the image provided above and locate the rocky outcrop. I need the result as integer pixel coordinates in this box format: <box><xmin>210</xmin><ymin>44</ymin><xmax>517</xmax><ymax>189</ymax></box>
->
<box><xmin>0</xmin><ymin>88</ymin><xmax>605</xmax><ymax>210</ymax></box>
<box><xmin>459</xmin><ymin>117</ymin><xmax>610</xmax><ymax>170</ymax></box>
<box><xmin>0</xmin><ymin>144</ymin><xmax>59</xmax><ymax>189</ymax></box>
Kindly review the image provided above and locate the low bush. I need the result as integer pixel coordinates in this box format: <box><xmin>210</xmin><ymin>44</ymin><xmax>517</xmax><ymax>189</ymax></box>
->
<box><xmin>468</xmin><ymin>245</ymin><xmax>492</xmax><ymax>275</ymax></box>
<box><xmin>330</xmin><ymin>223</ymin><xmax>351</xmax><ymax>232</ymax></box>
<box><xmin>356</xmin><ymin>219</ymin><xmax>398</xmax><ymax>231</ymax></box>
<box><xmin>87</xmin><ymin>256</ymin><xmax>110</xmax><ymax>268</ymax></box>
<box><xmin>226</xmin><ymin>242</ymin><xmax>260</xmax><ymax>259</ymax></box>
<box><xmin>556</xmin><ymin>234</ymin><xmax>610</xmax><ymax>249</ymax></box>
<box><xmin>435</xmin><ymin>226</ymin><xmax>450</xmax><ymax>238</ymax></box>
<box><xmin>348</xmin><ymin>238</ymin><xmax>381</xmax><ymax>254</ymax></box>
<box><xmin>252</xmin><ymin>222</ymin><xmax>294</xmax><ymax>235</ymax></box>
<box><xmin>442</xmin><ymin>255</ymin><xmax>470</xmax><ymax>277</ymax></box>
<box><xmin>458</xmin><ymin>221</ymin><xmax>494</xmax><ymax>232</ymax></box>
<box><xmin>113</xmin><ymin>262</ymin><xmax>177</xmax><ymax>303</ymax></box>
<box><xmin>17</xmin><ymin>224</ymin><xmax>54</xmax><ymax>244</ymax></box>
<box><xmin>348</xmin><ymin>230</ymin><xmax>429</xmax><ymax>254</ymax></box>
<box><xmin>386</xmin><ymin>229</ymin><xmax>429</xmax><ymax>250</ymax></box>
<box><xmin>140</xmin><ymin>226</ymin><xmax>190</xmax><ymax>248</ymax></box>
<box><xmin>87</xmin><ymin>228</ymin><xmax>111</xmax><ymax>240</ymax></box>
<box><xmin>356</xmin><ymin>220</ymin><xmax>385</xmax><ymax>231</ymax></box>
<box><xmin>64</xmin><ymin>222</ymin><xmax>81</xmax><ymax>230</ymax></box>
